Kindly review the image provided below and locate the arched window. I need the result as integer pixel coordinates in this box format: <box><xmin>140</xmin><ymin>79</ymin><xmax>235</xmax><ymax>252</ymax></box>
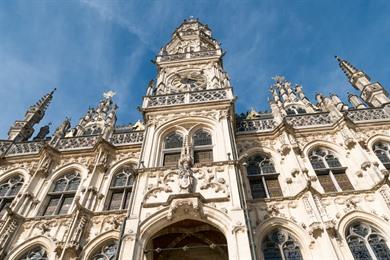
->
<box><xmin>346</xmin><ymin>222</ymin><xmax>390</xmax><ymax>260</ymax></box>
<box><xmin>192</xmin><ymin>129</ymin><xmax>213</xmax><ymax>164</ymax></box>
<box><xmin>262</xmin><ymin>230</ymin><xmax>303</xmax><ymax>260</ymax></box>
<box><xmin>90</xmin><ymin>240</ymin><xmax>118</xmax><ymax>260</ymax></box>
<box><xmin>309</xmin><ymin>148</ymin><xmax>353</xmax><ymax>192</ymax></box>
<box><xmin>42</xmin><ymin>171</ymin><xmax>80</xmax><ymax>216</ymax></box>
<box><xmin>106</xmin><ymin>166</ymin><xmax>134</xmax><ymax>211</ymax></box>
<box><xmin>18</xmin><ymin>246</ymin><xmax>48</xmax><ymax>260</ymax></box>
<box><xmin>84</xmin><ymin>125</ymin><xmax>103</xmax><ymax>135</ymax></box>
<box><xmin>162</xmin><ymin>132</ymin><xmax>183</xmax><ymax>167</ymax></box>
<box><xmin>373</xmin><ymin>142</ymin><xmax>390</xmax><ymax>169</ymax></box>
<box><xmin>0</xmin><ymin>175</ymin><xmax>23</xmax><ymax>216</ymax></box>
<box><xmin>245</xmin><ymin>154</ymin><xmax>282</xmax><ymax>199</ymax></box>
<box><xmin>286</xmin><ymin>105</ymin><xmax>306</xmax><ymax>115</ymax></box>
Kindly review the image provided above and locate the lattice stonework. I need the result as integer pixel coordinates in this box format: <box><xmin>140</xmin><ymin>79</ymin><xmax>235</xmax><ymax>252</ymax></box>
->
<box><xmin>110</xmin><ymin>131</ymin><xmax>144</xmax><ymax>145</ymax></box>
<box><xmin>347</xmin><ymin>108</ymin><xmax>390</xmax><ymax>122</ymax></box>
<box><xmin>56</xmin><ymin>136</ymin><xmax>99</xmax><ymax>150</ymax></box>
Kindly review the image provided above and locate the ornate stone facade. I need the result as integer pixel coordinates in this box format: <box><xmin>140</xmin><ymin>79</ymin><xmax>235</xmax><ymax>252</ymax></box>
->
<box><xmin>1</xmin><ymin>18</ymin><xmax>390</xmax><ymax>260</ymax></box>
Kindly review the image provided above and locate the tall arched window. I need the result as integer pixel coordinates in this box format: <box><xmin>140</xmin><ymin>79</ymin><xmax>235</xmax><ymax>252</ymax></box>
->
<box><xmin>373</xmin><ymin>142</ymin><xmax>390</xmax><ymax>169</ymax></box>
<box><xmin>42</xmin><ymin>171</ymin><xmax>80</xmax><ymax>216</ymax></box>
<box><xmin>346</xmin><ymin>222</ymin><xmax>390</xmax><ymax>260</ymax></box>
<box><xmin>106</xmin><ymin>166</ymin><xmax>134</xmax><ymax>211</ymax></box>
<box><xmin>192</xmin><ymin>129</ymin><xmax>213</xmax><ymax>164</ymax></box>
<box><xmin>0</xmin><ymin>175</ymin><xmax>24</xmax><ymax>216</ymax></box>
<box><xmin>262</xmin><ymin>230</ymin><xmax>303</xmax><ymax>260</ymax></box>
<box><xmin>309</xmin><ymin>148</ymin><xmax>353</xmax><ymax>192</ymax></box>
<box><xmin>162</xmin><ymin>132</ymin><xmax>183</xmax><ymax>167</ymax></box>
<box><xmin>18</xmin><ymin>246</ymin><xmax>48</xmax><ymax>260</ymax></box>
<box><xmin>245</xmin><ymin>154</ymin><xmax>282</xmax><ymax>199</ymax></box>
<box><xmin>90</xmin><ymin>240</ymin><xmax>118</xmax><ymax>260</ymax></box>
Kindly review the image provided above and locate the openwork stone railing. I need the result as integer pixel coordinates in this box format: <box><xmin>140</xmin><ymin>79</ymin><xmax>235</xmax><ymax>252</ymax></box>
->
<box><xmin>158</xmin><ymin>50</ymin><xmax>217</xmax><ymax>62</ymax></box>
<box><xmin>286</xmin><ymin>112</ymin><xmax>334</xmax><ymax>128</ymax></box>
<box><xmin>111</xmin><ymin>131</ymin><xmax>144</xmax><ymax>146</ymax></box>
<box><xmin>7</xmin><ymin>141</ymin><xmax>44</xmax><ymax>156</ymax></box>
<box><xmin>236</xmin><ymin>118</ymin><xmax>275</xmax><ymax>133</ymax></box>
<box><xmin>56</xmin><ymin>135</ymin><xmax>99</xmax><ymax>151</ymax></box>
<box><xmin>0</xmin><ymin>141</ymin><xmax>12</xmax><ymax>155</ymax></box>
<box><xmin>146</xmin><ymin>88</ymin><xmax>230</xmax><ymax>108</ymax></box>
<box><xmin>347</xmin><ymin>108</ymin><xmax>390</xmax><ymax>122</ymax></box>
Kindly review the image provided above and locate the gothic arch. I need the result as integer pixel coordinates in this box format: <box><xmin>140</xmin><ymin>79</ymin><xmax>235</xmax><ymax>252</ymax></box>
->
<box><xmin>366</xmin><ymin>134</ymin><xmax>390</xmax><ymax>151</ymax></box>
<box><xmin>133</xmin><ymin>204</ymin><xmax>235</xmax><ymax>259</ymax></box>
<box><xmin>237</xmin><ymin>146</ymin><xmax>280</xmax><ymax>166</ymax></box>
<box><xmin>255</xmin><ymin>217</ymin><xmax>312</xmax><ymax>260</ymax></box>
<box><xmin>6</xmin><ymin>235</ymin><xmax>55</xmax><ymax>260</ymax></box>
<box><xmin>34</xmin><ymin>163</ymin><xmax>86</xmax><ymax>216</ymax></box>
<box><xmin>0</xmin><ymin>168</ymin><xmax>30</xmax><ymax>185</ymax></box>
<box><xmin>303</xmin><ymin>140</ymin><xmax>347</xmax><ymax>160</ymax></box>
<box><xmin>337</xmin><ymin>210</ymin><xmax>390</xmax><ymax>240</ymax></box>
<box><xmin>336</xmin><ymin>210</ymin><xmax>390</xmax><ymax>259</ymax></box>
<box><xmin>81</xmin><ymin>230</ymin><xmax>120</xmax><ymax>259</ymax></box>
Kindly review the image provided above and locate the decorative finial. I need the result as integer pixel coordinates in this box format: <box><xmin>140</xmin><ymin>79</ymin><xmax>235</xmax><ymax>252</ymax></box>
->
<box><xmin>103</xmin><ymin>90</ymin><xmax>116</xmax><ymax>99</ymax></box>
<box><xmin>272</xmin><ymin>75</ymin><xmax>285</xmax><ymax>83</ymax></box>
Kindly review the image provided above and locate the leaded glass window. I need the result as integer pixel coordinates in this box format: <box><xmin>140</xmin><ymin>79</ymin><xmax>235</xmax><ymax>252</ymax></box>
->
<box><xmin>193</xmin><ymin>129</ymin><xmax>213</xmax><ymax>164</ymax></box>
<box><xmin>309</xmin><ymin>148</ymin><xmax>353</xmax><ymax>192</ymax></box>
<box><xmin>91</xmin><ymin>240</ymin><xmax>118</xmax><ymax>260</ymax></box>
<box><xmin>42</xmin><ymin>171</ymin><xmax>80</xmax><ymax>216</ymax></box>
<box><xmin>0</xmin><ymin>175</ymin><xmax>23</xmax><ymax>216</ymax></box>
<box><xmin>373</xmin><ymin>142</ymin><xmax>390</xmax><ymax>169</ymax></box>
<box><xmin>163</xmin><ymin>132</ymin><xmax>183</xmax><ymax>167</ymax></box>
<box><xmin>262</xmin><ymin>230</ymin><xmax>303</xmax><ymax>260</ymax></box>
<box><xmin>245</xmin><ymin>154</ymin><xmax>281</xmax><ymax>199</ymax></box>
<box><xmin>106</xmin><ymin>166</ymin><xmax>134</xmax><ymax>211</ymax></box>
<box><xmin>346</xmin><ymin>222</ymin><xmax>390</xmax><ymax>260</ymax></box>
<box><xmin>18</xmin><ymin>246</ymin><xmax>48</xmax><ymax>260</ymax></box>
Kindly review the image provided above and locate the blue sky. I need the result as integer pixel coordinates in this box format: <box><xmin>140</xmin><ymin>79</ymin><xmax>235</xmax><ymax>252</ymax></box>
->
<box><xmin>1</xmin><ymin>0</ymin><xmax>390</xmax><ymax>138</ymax></box>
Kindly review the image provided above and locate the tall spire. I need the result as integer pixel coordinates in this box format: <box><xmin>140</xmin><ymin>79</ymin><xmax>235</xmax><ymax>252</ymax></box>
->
<box><xmin>335</xmin><ymin>56</ymin><xmax>361</xmax><ymax>80</ymax></box>
<box><xmin>8</xmin><ymin>88</ymin><xmax>56</xmax><ymax>142</ymax></box>
<box><xmin>335</xmin><ymin>56</ymin><xmax>389</xmax><ymax>107</ymax></box>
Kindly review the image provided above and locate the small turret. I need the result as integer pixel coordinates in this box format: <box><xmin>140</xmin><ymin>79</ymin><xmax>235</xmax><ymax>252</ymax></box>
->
<box><xmin>8</xmin><ymin>89</ymin><xmax>56</xmax><ymax>142</ymax></box>
<box><xmin>348</xmin><ymin>93</ymin><xmax>366</xmax><ymax>109</ymax></box>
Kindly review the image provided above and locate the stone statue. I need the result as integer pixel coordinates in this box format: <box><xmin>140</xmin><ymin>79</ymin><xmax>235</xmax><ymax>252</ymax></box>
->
<box><xmin>33</xmin><ymin>124</ymin><xmax>50</xmax><ymax>141</ymax></box>
<box><xmin>178</xmin><ymin>145</ymin><xmax>194</xmax><ymax>193</ymax></box>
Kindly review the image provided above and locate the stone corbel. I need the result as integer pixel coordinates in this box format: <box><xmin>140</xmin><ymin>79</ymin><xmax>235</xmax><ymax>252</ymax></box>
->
<box><xmin>279</xmin><ymin>144</ymin><xmax>290</xmax><ymax>156</ymax></box>
<box><xmin>308</xmin><ymin>222</ymin><xmax>323</xmax><ymax>239</ymax></box>
<box><xmin>166</xmin><ymin>197</ymin><xmax>204</xmax><ymax>221</ymax></box>
<box><xmin>344</xmin><ymin>138</ymin><xmax>356</xmax><ymax>149</ymax></box>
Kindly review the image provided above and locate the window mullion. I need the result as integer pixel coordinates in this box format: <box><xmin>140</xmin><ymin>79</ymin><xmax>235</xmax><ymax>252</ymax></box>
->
<box><xmin>329</xmin><ymin>170</ymin><xmax>342</xmax><ymax>192</ymax></box>
<box><xmin>364</xmin><ymin>238</ymin><xmax>379</xmax><ymax>260</ymax></box>
<box><xmin>261</xmin><ymin>175</ymin><xmax>270</xmax><ymax>198</ymax></box>
<box><xmin>55</xmin><ymin>194</ymin><xmax>64</xmax><ymax>215</ymax></box>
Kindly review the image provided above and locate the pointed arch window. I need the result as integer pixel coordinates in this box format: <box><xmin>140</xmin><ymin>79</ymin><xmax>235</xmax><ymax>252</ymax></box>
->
<box><xmin>0</xmin><ymin>175</ymin><xmax>24</xmax><ymax>216</ymax></box>
<box><xmin>18</xmin><ymin>246</ymin><xmax>48</xmax><ymax>260</ymax></box>
<box><xmin>90</xmin><ymin>240</ymin><xmax>118</xmax><ymax>260</ymax></box>
<box><xmin>346</xmin><ymin>222</ymin><xmax>390</xmax><ymax>260</ymax></box>
<box><xmin>163</xmin><ymin>132</ymin><xmax>183</xmax><ymax>167</ymax></box>
<box><xmin>245</xmin><ymin>154</ymin><xmax>282</xmax><ymax>199</ymax></box>
<box><xmin>262</xmin><ymin>230</ymin><xmax>303</xmax><ymax>260</ymax></box>
<box><xmin>42</xmin><ymin>171</ymin><xmax>80</xmax><ymax>216</ymax></box>
<box><xmin>192</xmin><ymin>129</ymin><xmax>213</xmax><ymax>164</ymax></box>
<box><xmin>84</xmin><ymin>124</ymin><xmax>103</xmax><ymax>136</ymax></box>
<box><xmin>309</xmin><ymin>148</ymin><xmax>353</xmax><ymax>192</ymax></box>
<box><xmin>286</xmin><ymin>105</ymin><xmax>306</xmax><ymax>115</ymax></box>
<box><xmin>106</xmin><ymin>166</ymin><xmax>134</xmax><ymax>211</ymax></box>
<box><xmin>373</xmin><ymin>142</ymin><xmax>390</xmax><ymax>169</ymax></box>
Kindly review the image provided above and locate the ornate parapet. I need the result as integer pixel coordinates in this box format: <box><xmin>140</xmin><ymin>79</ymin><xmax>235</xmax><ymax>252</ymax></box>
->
<box><xmin>7</xmin><ymin>141</ymin><xmax>44</xmax><ymax>156</ymax></box>
<box><xmin>236</xmin><ymin>118</ymin><xmax>275</xmax><ymax>133</ymax></box>
<box><xmin>157</xmin><ymin>50</ymin><xmax>219</xmax><ymax>62</ymax></box>
<box><xmin>144</xmin><ymin>88</ymin><xmax>231</xmax><ymax>109</ymax></box>
<box><xmin>285</xmin><ymin>112</ymin><xmax>334</xmax><ymax>128</ymax></box>
<box><xmin>110</xmin><ymin>131</ymin><xmax>144</xmax><ymax>146</ymax></box>
<box><xmin>346</xmin><ymin>107</ymin><xmax>390</xmax><ymax>122</ymax></box>
<box><xmin>56</xmin><ymin>135</ymin><xmax>99</xmax><ymax>151</ymax></box>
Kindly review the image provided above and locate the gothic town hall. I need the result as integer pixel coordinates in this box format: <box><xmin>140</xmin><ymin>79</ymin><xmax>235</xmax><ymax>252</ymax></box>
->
<box><xmin>1</xmin><ymin>18</ymin><xmax>390</xmax><ymax>260</ymax></box>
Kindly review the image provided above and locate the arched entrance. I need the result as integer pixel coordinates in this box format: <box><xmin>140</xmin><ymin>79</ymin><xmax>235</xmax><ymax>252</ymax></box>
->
<box><xmin>144</xmin><ymin>219</ymin><xmax>228</xmax><ymax>260</ymax></box>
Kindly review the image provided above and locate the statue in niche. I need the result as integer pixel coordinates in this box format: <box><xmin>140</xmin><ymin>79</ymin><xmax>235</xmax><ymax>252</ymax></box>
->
<box><xmin>178</xmin><ymin>144</ymin><xmax>194</xmax><ymax>193</ymax></box>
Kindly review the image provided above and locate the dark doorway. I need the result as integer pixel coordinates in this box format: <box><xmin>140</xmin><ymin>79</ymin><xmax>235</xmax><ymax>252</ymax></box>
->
<box><xmin>145</xmin><ymin>219</ymin><xmax>228</xmax><ymax>260</ymax></box>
